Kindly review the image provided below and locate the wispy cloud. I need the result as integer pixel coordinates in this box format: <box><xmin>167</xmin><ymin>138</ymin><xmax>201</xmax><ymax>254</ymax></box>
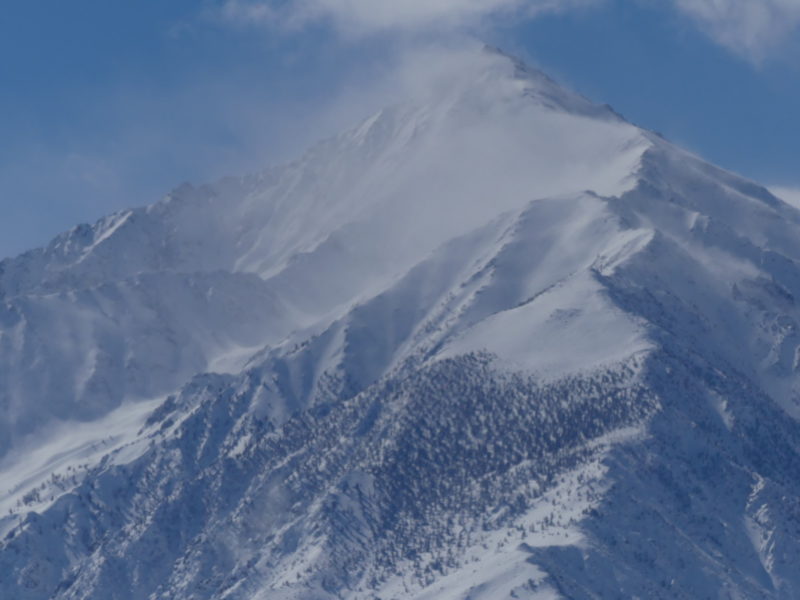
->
<box><xmin>672</xmin><ymin>0</ymin><xmax>800</xmax><ymax>62</ymax></box>
<box><xmin>213</xmin><ymin>0</ymin><xmax>598</xmax><ymax>35</ymax></box>
<box><xmin>213</xmin><ymin>0</ymin><xmax>800</xmax><ymax>60</ymax></box>
<box><xmin>215</xmin><ymin>0</ymin><xmax>278</xmax><ymax>27</ymax></box>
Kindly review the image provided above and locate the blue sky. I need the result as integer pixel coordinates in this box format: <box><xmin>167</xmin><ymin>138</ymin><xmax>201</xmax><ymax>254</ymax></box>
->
<box><xmin>1</xmin><ymin>0</ymin><xmax>799</xmax><ymax>258</ymax></box>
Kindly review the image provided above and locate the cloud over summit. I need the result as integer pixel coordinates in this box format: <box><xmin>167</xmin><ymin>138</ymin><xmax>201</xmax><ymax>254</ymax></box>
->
<box><xmin>217</xmin><ymin>0</ymin><xmax>800</xmax><ymax>61</ymax></box>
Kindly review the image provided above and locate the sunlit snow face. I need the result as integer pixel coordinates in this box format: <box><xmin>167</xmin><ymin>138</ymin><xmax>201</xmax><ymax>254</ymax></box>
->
<box><xmin>341</xmin><ymin>47</ymin><xmax>648</xmax><ymax>242</ymax></box>
<box><xmin>228</xmin><ymin>45</ymin><xmax>649</xmax><ymax>286</ymax></box>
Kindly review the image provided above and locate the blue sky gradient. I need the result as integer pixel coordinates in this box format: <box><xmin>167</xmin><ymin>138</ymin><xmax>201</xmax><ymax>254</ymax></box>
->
<box><xmin>1</xmin><ymin>0</ymin><xmax>798</xmax><ymax>258</ymax></box>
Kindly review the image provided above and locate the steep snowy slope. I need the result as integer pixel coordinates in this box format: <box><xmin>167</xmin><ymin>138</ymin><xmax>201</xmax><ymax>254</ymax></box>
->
<box><xmin>0</xmin><ymin>47</ymin><xmax>645</xmax><ymax>461</ymax></box>
<box><xmin>2</xmin><ymin>45</ymin><xmax>800</xmax><ymax>599</ymax></box>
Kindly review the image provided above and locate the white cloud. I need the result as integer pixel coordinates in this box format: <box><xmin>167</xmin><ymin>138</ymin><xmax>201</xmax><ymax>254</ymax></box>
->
<box><xmin>215</xmin><ymin>0</ymin><xmax>800</xmax><ymax>60</ymax></box>
<box><xmin>672</xmin><ymin>0</ymin><xmax>800</xmax><ymax>61</ymax></box>
<box><xmin>214</xmin><ymin>0</ymin><xmax>597</xmax><ymax>35</ymax></box>
<box><xmin>216</xmin><ymin>0</ymin><xmax>277</xmax><ymax>26</ymax></box>
<box><xmin>295</xmin><ymin>0</ymin><xmax>532</xmax><ymax>32</ymax></box>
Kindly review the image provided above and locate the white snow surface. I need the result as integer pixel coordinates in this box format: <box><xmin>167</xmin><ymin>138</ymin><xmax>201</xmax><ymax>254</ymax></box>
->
<box><xmin>3</xmin><ymin>44</ymin><xmax>800</xmax><ymax>600</ymax></box>
<box><xmin>771</xmin><ymin>186</ymin><xmax>800</xmax><ymax>210</ymax></box>
<box><xmin>0</xmin><ymin>46</ymin><xmax>647</xmax><ymax>458</ymax></box>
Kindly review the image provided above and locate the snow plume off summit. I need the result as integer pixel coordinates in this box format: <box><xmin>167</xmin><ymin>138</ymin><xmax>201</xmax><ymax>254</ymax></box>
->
<box><xmin>2</xmin><ymin>45</ymin><xmax>800</xmax><ymax>599</ymax></box>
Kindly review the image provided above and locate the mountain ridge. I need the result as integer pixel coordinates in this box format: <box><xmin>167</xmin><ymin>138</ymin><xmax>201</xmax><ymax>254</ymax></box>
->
<box><xmin>2</xmin><ymin>44</ymin><xmax>800</xmax><ymax>599</ymax></box>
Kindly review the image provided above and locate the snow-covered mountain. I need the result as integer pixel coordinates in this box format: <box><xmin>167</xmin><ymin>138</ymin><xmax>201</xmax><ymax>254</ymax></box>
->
<box><xmin>2</xmin><ymin>45</ymin><xmax>800</xmax><ymax>599</ymax></box>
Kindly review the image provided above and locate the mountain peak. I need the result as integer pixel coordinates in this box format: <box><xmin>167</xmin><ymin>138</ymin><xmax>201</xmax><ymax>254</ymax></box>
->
<box><xmin>4</xmin><ymin>44</ymin><xmax>800</xmax><ymax>600</ymax></box>
<box><xmin>473</xmin><ymin>44</ymin><xmax>624</xmax><ymax>121</ymax></box>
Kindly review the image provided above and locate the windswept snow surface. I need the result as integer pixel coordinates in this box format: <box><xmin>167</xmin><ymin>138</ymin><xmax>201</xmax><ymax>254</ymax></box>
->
<box><xmin>3</xmin><ymin>44</ymin><xmax>800</xmax><ymax>599</ymax></box>
<box><xmin>771</xmin><ymin>186</ymin><xmax>800</xmax><ymax>210</ymax></box>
